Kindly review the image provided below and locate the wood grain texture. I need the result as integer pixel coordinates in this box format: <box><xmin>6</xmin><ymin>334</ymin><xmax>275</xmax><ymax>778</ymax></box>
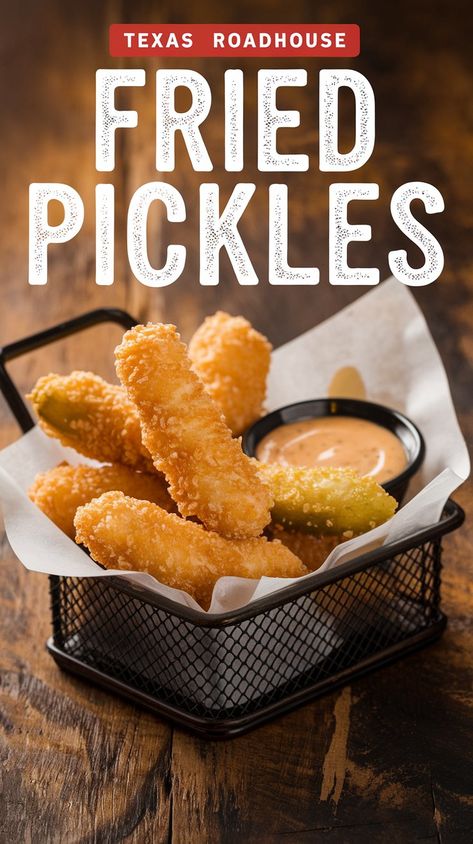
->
<box><xmin>0</xmin><ymin>0</ymin><xmax>472</xmax><ymax>842</ymax></box>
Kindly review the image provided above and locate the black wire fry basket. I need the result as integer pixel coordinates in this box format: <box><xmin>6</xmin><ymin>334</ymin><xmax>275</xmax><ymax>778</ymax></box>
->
<box><xmin>0</xmin><ymin>310</ymin><xmax>465</xmax><ymax>738</ymax></box>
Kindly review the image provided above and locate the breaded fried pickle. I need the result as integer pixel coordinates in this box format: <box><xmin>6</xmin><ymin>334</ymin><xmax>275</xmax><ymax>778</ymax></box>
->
<box><xmin>29</xmin><ymin>371</ymin><xmax>154</xmax><ymax>472</ymax></box>
<box><xmin>267</xmin><ymin>526</ymin><xmax>342</xmax><ymax>572</ymax></box>
<box><xmin>29</xmin><ymin>462</ymin><xmax>174</xmax><ymax>538</ymax></box>
<box><xmin>188</xmin><ymin>311</ymin><xmax>272</xmax><ymax>436</ymax></box>
<box><xmin>75</xmin><ymin>491</ymin><xmax>307</xmax><ymax>610</ymax></box>
<box><xmin>115</xmin><ymin>324</ymin><xmax>273</xmax><ymax>538</ymax></box>
<box><xmin>257</xmin><ymin>463</ymin><xmax>397</xmax><ymax>536</ymax></box>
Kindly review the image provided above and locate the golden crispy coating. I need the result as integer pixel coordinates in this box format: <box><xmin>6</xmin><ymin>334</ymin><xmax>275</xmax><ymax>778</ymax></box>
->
<box><xmin>267</xmin><ymin>525</ymin><xmax>342</xmax><ymax>572</ymax></box>
<box><xmin>188</xmin><ymin>311</ymin><xmax>272</xmax><ymax>436</ymax></box>
<box><xmin>115</xmin><ymin>323</ymin><xmax>273</xmax><ymax>539</ymax></box>
<box><xmin>29</xmin><ymin>371</ymin><xmax>154</xmax><ymax>472</ymax></box>
<box><xmin>74</xmin><ymin>491</ymin><xmax>307</xmax><ymax>610</ymax></box>
<box><xmin>29</xmin><ymin>462</ymin><xmax>175</xmax><ymax>538</ymax></box>
<box><xmin>256</xmin><ymin>462</ymin><xmax>397</xmax><ymax>536</ymax></box>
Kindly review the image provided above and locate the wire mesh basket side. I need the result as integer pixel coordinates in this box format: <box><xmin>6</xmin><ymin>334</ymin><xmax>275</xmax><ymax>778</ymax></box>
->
<box><xmin>49</xmin><ymin>535</ymin><xmax>443</xmax><ymax>720</ymax></box>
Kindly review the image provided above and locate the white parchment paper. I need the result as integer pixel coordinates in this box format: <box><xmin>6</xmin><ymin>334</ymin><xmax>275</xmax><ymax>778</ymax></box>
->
<box><xmin>0</xmin><ymin>279</ymin><xmax>469</xmax><ymax>614</ymax></box>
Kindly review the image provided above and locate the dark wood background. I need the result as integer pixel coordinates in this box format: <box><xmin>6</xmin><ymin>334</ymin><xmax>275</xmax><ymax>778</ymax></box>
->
<box><xmin>0</xmin><ymin>1</ymin><xmax>472</xmax><ymax>841</ymax></box>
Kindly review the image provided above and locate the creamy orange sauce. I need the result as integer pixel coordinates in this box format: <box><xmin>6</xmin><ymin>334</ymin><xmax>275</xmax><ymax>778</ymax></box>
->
<box><xmin>256</xmin><ymin>416</ymin><xmax>407</xmax><ymax>483</ymax></box>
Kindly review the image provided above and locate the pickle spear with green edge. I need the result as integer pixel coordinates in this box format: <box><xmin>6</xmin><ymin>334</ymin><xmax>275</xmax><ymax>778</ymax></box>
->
<box><xmin>28</xmin><ymin>371</ymin><xmax>155</xmax><ymax>472</ymax></box>
<box><xmin>255</xmin><ymin>462</ymin><xmax>397</xmax><ymax>537</ymax></box>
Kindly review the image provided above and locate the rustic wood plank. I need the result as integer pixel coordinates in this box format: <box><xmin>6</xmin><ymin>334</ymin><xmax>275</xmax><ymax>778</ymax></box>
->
<box><xmin>160</xmin><ymin>1</ymin><xmax>473</xmax><ymax>841</ymax></box>
<box><xmin>0</xmin><ymin>3</ymin><xmax>173</xmax><ymax>843</ymax></box>
<box><xmin>0</xmin><ymin>0</ymin><xmax>472</xmax><ymax>842</ymax></box>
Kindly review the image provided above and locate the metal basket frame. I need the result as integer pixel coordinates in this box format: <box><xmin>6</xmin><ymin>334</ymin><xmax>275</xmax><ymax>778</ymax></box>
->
<box><xmin>0</xmin><ymin>310</ymin><xmax>465</xmax><ymax>738</ymax></box>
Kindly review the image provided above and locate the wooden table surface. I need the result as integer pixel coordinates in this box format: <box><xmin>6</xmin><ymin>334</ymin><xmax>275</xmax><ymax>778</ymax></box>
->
<box><xmin>0</xmin><ymin>2</ymin><xmax>472</xmax><ymax>841</ymax></box>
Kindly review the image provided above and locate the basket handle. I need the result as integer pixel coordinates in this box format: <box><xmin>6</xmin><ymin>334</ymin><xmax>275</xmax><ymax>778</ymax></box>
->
<box><xmin>0</xmin><ymin>308</ymin><xmax>137</xmax><ymax>434</ymax></box>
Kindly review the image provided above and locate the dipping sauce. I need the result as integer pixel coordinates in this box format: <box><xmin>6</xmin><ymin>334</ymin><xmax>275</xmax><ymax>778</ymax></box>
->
<box><xmin>255</xmin><ymin>416</ymin><xmax>407</xmax><ymax>483</ymax></box>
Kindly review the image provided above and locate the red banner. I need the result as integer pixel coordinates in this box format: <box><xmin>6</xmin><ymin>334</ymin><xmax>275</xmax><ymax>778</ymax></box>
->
<box><xmin>109</xmin><ymin>24</ymin><xmax>360</xmax><ymax>58</ymax></box>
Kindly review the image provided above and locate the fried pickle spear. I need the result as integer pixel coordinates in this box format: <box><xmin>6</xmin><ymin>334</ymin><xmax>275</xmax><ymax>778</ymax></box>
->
<box><xmin>188</xmin><ymin>311</ymin><xmax>272</xmax><ymax>436</ymax></box>
<box><xmin>75</xmin><ymin>491</ymin><xmax>307</xmax><ymax>610</ymax></box>
<box><xmin>266</xmin><ymin>526</ymin><xmax>342</xmax><ymax>572</ymax></box>
<box><xmin>29</xmin><ymin>462</ymin><xmax>174</xmax><ymax>538</ymax></box>
<box><xmin>256</xmin><ymin>463</ymin><xmax>397</xmax><ymax>536</ymax></box>
<box><xmin>115</xmin><ymin>323</ymin><xmax>273</xmax><ymax>539</ymax></box>
<box><xmin>28</xmin><ymin>371</ymin><xmax>154</xmax><ymax>472</ymax></box>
